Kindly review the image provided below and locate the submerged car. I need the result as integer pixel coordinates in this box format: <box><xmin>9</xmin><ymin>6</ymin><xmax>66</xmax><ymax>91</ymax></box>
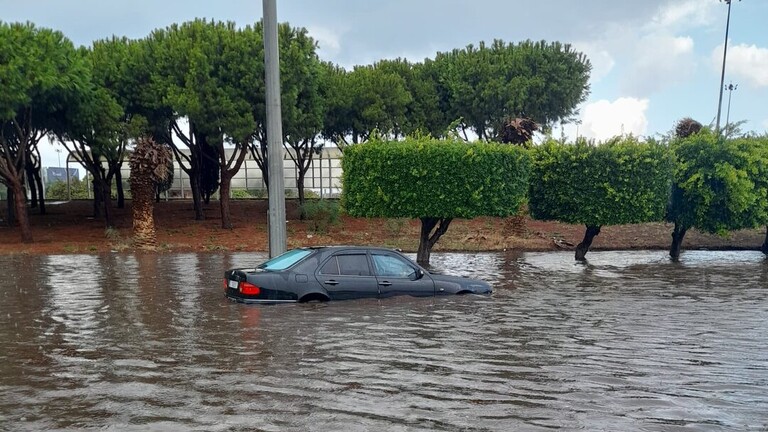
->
<box><xmin>224</xmin><ymin>246</ymin><xmax>492</xmax><ymax>304</ymax></box>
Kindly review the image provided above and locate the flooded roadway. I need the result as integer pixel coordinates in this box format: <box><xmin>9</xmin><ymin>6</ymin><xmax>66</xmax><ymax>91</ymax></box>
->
<box><xmin>1</xmin><ymin>250</ymin><xmax>767</xmax><ymax>431</ymax></box>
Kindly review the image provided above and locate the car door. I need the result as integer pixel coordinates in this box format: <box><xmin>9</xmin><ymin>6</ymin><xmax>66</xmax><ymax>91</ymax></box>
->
<box><xmin>371</xmin><ymin>252</ymin><xmax>435</xmax><ymax>298</ymax></box>
<box><xmin>315</xmin><ymin>252</ymin><xmax>379</xmax><ymax>300</ymax></box>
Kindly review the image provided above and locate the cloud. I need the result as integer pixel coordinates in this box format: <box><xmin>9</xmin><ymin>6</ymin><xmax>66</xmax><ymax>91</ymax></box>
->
<box><xmin>306</xmin><ymin>25</ymin><xmax>343</xmax><ymax>57</ymax></box>
<box><xmin>623</xmin><ymin>34</ymin><xmax>695</xmax><ymax>96</ymax></box>
<box><xmin>646</xmin><ymin>0</ymin><xmax>717</xmax><ymax>31</ymax></box>
<box><xmin>573</xmin><ymin>42</ymin><xmax>615</xmax><ymax>83</ymax></box>
<box><xmin>580</xmin><ymin>98</ymin><xmax>650</xmax><ymax>140</ymax></box>
<box><xmin>581</xmin><ymin>0</ymin><xmax>715</xmax><ymax>97</ymax></box>
<box><xmin>712</xmin><ymin>43</ymin><xmax>768</xmax><ymax>88</ymax></box>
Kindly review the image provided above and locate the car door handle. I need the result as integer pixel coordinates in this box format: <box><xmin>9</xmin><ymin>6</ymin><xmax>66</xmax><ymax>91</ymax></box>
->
<box><xmin>379</xmin><ymin>281</ymin><xmax>392</xmax><ymax>287</ymax></box>
<box><xmin>324</xmin><ymin>280</ymin><xmax>339</xmax><ymax>285</ymax></box>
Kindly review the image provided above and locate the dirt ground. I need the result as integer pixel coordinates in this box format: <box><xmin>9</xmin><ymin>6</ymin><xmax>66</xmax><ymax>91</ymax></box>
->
<box><xmin>0</xmin><ymin>199</ymin><xmax>765</xmax><ymax>255</ymax></box>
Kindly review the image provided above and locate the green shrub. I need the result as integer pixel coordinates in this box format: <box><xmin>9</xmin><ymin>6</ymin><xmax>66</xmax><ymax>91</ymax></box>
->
<box><xmin>341</xmin><ymin>137</ymin><xmax>530</xmax><ymax>264</ymax></box>
<box><xmin>247</xmin><ymin>189</ymin><xmax>268</xmax><ymax>198</ymax></box>
<box><xmin>46</xmin><ymin>178</ymin><xmax>91</xmax><ymax>200</ymax></box>
<box><xmin>342</xmin><ymin>137</ymin><xmax>530</xmax><ymax>219</ymax></box>
<box><xmin>529</xmin><ymin>136</ymin><xmax>672</xmax><ymax>226</ymax></box>
<box><xmin>669</xmin><ymin>131</ymin><xmax>768</xmax><ymax>236</ymax></box>
<box><xmin>300</xmin><ymin>199</ymin><xmax>341</xmax><ymax>234</ymax></box>
<box><xmin>230</xmin><ymin>189</ymin><xmax>254</xmax><ymax>199</ymax></box>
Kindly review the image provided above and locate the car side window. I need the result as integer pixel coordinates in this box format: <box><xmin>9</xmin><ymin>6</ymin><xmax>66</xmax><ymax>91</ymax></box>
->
<box><xmin>319</xmin><ymin>257</ymin><xmax>340</xmax><ymax>275</ymax></box>
<box><xmin>320</xmin><ymin>254</ymin><xmax>371</xmax><ymax>276</ymax></box>
<box><xmin>372</xmin><ymin>254</ymin><xmax>415</xmax><ymax>278</ymax></box>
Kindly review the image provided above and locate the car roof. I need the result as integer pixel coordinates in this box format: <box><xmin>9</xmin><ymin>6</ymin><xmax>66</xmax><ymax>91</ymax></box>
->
<box><xmin>302</xmin><ymin>246</ymin><xmax>403</xmax><ymax>253</ymax></box>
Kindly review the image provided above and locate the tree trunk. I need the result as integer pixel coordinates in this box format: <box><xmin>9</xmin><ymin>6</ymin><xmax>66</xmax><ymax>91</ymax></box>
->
<box><xmin>6</xmin><ymin>188</ymin><xmax>16</xmax><ymax>226</ymax></box>
<box><xmin>116</xmin><ymin>169</ymin><xmax>125</xmax><ymax>209</ymax></box>
<box><xmin>297</xmin><ymin>169</ymin><xmax>306</xmax><ymax>219</ymax></box>
<box><xmin>575</xmin><ymin>225</ymin><xmax>601</xmax><ymax>261</ymax></box>
<box><xmin>761</xmin><ymin>226</ymin><xmax>768</xmax><ymax>255</ymax></box>
<box><xmin>100</xmin><ymin>178</ymin><xmax>114</xmax><ymax>229</ymax></box>
<box><xmin>670</xmin><ymin>222</ymin><xmax>688</xmax><ymax>261</ymax></box>
<box><xmin>132</xmin><ymin>180</ymin><xmax>156</xmax><ymax>249</ymax></box>
<box><xmin>10</xmin><ymin>179</ymin><xmax>32</xmax><ymax>243</ymax></box>
<box><xmin>296</xmin><ymin>170</ymin><xmax>306</xmax><ymax>207</ymax></box>
<box><xmin>92</xmin><ymin>178</ymin><xmax>102</xmax><ymax>218</ymax></box>
<box><xmin>190</xmin><ymin>174</ymin><xmax>205</xmax><ymax>221</ymax></box>
<box><xmin>33</xmin><ymin>168</ymin><xmax>45</xmax><ymax>215</ymax></box>
<box><xmin>416</xmin><ymin>217</ymin><xmax>453</xmax><ymax>265</ymax></box>
<box><xmin>26</xmin><ymin>165</ymin><xmax>38</xmax><ymax>209</ymax></box>
<box><xmin>220</xmin><ymin>172</ymin><xmax>233</xmax><ymax>229</ymax></box>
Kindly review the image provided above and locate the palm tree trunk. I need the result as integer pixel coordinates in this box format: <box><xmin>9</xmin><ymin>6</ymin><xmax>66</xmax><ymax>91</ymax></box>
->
<box><xmin>132</xmin><ymin>180</ymin><xmax>156</xmax><ymax>249</ymax></box>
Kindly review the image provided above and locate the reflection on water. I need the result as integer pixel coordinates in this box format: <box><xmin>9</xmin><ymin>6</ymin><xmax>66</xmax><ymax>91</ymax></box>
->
<box><xmin>1</xmin><ymin>250</ymin><xmax>767</xmax><ymax>431</ymax></box>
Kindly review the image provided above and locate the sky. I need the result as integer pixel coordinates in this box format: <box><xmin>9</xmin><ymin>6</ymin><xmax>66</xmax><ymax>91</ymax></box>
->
<box><xmin>4</xmin><ymin>0</ymin><xmax>768</xmax><ymax>168</ymax></box>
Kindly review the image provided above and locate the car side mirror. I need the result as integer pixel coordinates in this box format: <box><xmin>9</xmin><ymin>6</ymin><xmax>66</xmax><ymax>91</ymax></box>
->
<box><xmin>414</xmin><ymin>268</ymin><xmax>424</xmax><ymax>280</ymax></box>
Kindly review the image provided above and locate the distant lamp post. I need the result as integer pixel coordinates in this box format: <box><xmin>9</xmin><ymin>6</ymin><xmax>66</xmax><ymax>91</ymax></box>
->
<box><xmin>55</xmin><ymin>148</ymin><xmax>62</xmax><ymax>167</ymax></box>
<box><xmin>715</xmin><ymin>0</ymin><xmax>740</xmax><ymax>136</ymax></box>
<box><xmin>725</xmin><ymin>82</ymin><xmax>738</xmax><ymax>136</ymax></box>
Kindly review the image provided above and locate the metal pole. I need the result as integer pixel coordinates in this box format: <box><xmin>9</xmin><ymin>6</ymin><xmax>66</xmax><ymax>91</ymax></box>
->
<box><xmin>715</xmin><ymin>0</ymin><xmax>738</xmax><ymax>136</ymax></box>
<box><xmin>264</xmin><ymin>0</ymin><xmax>287</xmax><ymax>257</ymax></box>
<box><xmin>725</xmin><ymin>83</ymin><xmax>738</xmax><ymax>137</ymax></box>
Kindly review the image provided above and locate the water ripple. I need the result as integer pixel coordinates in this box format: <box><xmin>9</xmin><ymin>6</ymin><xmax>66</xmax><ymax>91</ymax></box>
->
<box><xmin>1</xmin><ymin>251</ymin><xmax>767</xmax><ymax>430</ymax></box>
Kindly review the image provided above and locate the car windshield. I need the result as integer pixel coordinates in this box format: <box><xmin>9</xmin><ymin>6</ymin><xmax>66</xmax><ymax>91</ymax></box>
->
<box><xmin>257</xmin><ymin>249</ymin><xmax>312</xmax><ymax>271</ymax></box>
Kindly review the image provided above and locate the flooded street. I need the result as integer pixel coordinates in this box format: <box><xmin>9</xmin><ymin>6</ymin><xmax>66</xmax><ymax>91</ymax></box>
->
<box><xmin>1</xmin><ymin>250</ymin><xmax>767</xmax><ymax>431</ymax></box>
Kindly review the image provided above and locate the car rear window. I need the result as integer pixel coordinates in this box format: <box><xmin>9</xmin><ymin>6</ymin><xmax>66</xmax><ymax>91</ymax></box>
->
<box><xmin>258</xmin><ymin>249</ymin><xmax>312</xmax><ymax>271</ymax></box>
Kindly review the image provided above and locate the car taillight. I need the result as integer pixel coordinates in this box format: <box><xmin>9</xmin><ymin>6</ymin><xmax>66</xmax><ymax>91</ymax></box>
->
<box><xmin>223</xmin><ymin>279</ymin><xmax>228</xmax><ymax>290</ymax></box>
<box><xmin>239</xmin><ymin>281</ymin><xmax>261</xmax><ymax>296</ymax></box>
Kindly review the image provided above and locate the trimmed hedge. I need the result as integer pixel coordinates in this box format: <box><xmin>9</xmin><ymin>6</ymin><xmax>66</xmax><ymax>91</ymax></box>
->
<box><xmin>669</xmin><ymin>131</ymin><xmax>768</xmax><ymax>235</ymax></box>
<box><xmin>341</xmin><ymin>137</ymin><xmax>531</xmax><ymax>219</ymax></box>
<box><xmin>529</xmin><ymin>136</ymin><xmax>673</xmax><ymax>227</ymax></box>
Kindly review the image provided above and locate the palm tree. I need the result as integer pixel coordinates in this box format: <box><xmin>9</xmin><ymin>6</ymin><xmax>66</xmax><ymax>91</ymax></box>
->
<box><xmin>675</xmin><ymin>117</ymin><xmax>702</xmax><ymax>138</ymax></box>
<box><xmin>129</xmin><ymin>137</ymin><xmax>172</xmax><ymax>249</ymax></box>
<box><xmin>496</xmin><ymin>117</ymin><xmax>539</xmax><ymax>147</ymax></box>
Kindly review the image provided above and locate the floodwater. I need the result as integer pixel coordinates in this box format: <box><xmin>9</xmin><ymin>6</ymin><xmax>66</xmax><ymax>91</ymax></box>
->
<box><xmin>1</xmin><ymin>250</ymin><xmax>767</xmax><ymax>431</ymax></box>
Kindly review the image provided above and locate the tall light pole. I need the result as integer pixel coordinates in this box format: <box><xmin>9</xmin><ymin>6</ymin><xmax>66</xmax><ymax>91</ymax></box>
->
<box><xmin>263</xmin><ymin>0</ymin><xmax>287</xmax><ymax>257</ymax></box>
<box><xmin>715</xmin><ymin>0</ymin><xmax>740</xmax><ymax>136</ymax></box>
<box><xmin>725</xmin><ymin>82</ymin><xmax>738</xmax><ymax>137</ymax></box>
<box><xmin>55</xmin><ymin>148</ymin><xmax>62</xmax><ymax>167</ymax></box>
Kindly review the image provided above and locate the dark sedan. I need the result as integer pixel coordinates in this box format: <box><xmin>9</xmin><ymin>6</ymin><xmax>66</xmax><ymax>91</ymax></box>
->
<box><xmin>224</xmin><ymin>246</ymin><xmax>492</xmax><ymax>304</ymax></box>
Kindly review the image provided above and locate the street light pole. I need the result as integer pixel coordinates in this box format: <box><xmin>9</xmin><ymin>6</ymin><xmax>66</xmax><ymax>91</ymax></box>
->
<box><xmin>263</xmin><ymin>0</ymin><xmax>287</xmax><ymax>257</ymax></box>
<box><xmin>715</xmin><ymin>0</ymin><xmax>740</xmax><ymax>136</ymax></box>
<box><xmin>725</xmin><ymin>82</ymin><xmax>738</xmax><ymax>137</ymax></box>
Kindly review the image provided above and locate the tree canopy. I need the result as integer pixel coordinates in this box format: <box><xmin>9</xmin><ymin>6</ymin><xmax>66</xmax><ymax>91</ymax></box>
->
<box><xmin>529</xmin><ymin>137</ymin><xmax>672</xmax><ymax>260</ymax></box>
<box><xmin>0</xmin><ymin>21</ymin><xmax>89</xmax><ymax>241</ymax></box>
<box><xmin>342</xmin><ymin>137</ymin><xmax>530</xmax><ymax>264</ymax></box>
<box><xmin>667</xmin><ymin>130</ymin><xmax>768</xmax><ymax>259</ymax></box>
<box><xmin>432</xmin><ymin>39</ymin><xmax>591</xmax><ymax>141</ymax></box>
